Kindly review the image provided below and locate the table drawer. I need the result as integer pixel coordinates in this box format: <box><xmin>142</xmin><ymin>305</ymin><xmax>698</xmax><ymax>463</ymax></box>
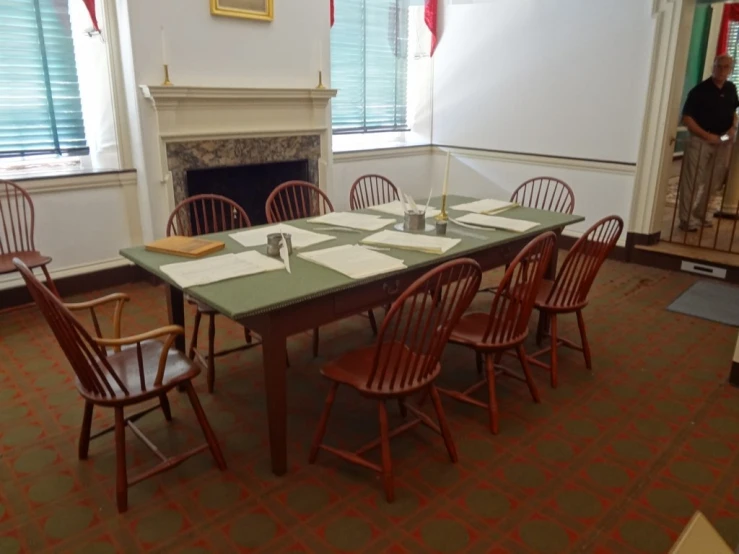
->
<box><xmin>333</xmin><ymin>272</ymin><xmax>421</xmax><ymax>316</ymax></box>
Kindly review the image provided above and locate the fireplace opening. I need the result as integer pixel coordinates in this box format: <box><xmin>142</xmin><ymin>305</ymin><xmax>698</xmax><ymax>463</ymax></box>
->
<box><xmin>186</xmin><ymin>159</ymin><xmax>311</xmax><ymax>226</ymax></box>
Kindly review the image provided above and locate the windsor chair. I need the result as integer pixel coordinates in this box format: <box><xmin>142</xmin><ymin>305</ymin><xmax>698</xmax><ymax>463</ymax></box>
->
<box><xmin>167</xmin><ymin>194</ymin><xmax>255</xmax><ymax>393</ymax></box>
<box><xmin>309</xmin><ymin>258</ymin><xmax>482</xmax><ymax>502</ymax></box>
<box><xmin>528</xmin><ymin>216</ymin><xmax>623</xmax><ymax>387</ymax></box>
<box><xmin>349</xmin><ymin>174</ymin><xmax>399</xmax><ymax>210</ymax></box>
<box><xmin>0</xmin><ymin>180</ymin><xmax>58</xmax><ymax>296</ymax></box>
<box><xmin>440</xmin><ymin>232</ymin><xmax>556</xmax><ymax>434</ymax></box>
<box><xmin>14</xmin><ymin>259</ymin><xmax>226</xmax><ymax>513</ymax></box>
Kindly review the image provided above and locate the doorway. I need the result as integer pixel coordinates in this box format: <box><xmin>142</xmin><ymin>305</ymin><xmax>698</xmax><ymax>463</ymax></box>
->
<box><xmin>659</xmin><ymin>1</ymin><xmax>739</xmax><ymax>256</ymax></box>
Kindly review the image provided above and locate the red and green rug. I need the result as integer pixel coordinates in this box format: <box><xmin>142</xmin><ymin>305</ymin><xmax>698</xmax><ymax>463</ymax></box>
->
<box><xmin>0</xmin><ymin>258</ymin><xmax>738</xmax><ymax>553</ymax></box>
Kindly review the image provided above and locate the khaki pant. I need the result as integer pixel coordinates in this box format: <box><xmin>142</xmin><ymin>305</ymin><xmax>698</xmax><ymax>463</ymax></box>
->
<box><xmin>678</xmin><ymin>134</ymin><xmax>732</xmax><ymax>227</ymax></box>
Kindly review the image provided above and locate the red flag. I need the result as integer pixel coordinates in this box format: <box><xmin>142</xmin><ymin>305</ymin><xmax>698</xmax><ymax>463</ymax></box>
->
<box><xmin>425</xmin><ymin>0</ymin><xmax>438</xmax><ymax>56</ymax></box>
<box><xmin>82</xmin><ymin>0</ymin><xmax>100</xmax><ymax>32</ymax></box>
<box><xmin>330</xmin><ymin>0</ymin><xmax>335</xmax><ymax>27</ymax></box>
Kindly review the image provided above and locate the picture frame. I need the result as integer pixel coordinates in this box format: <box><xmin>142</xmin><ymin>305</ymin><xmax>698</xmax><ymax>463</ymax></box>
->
<box><xmin>210</xmin><ymin>0</ymin><xmax>274</xmax><ymax>22</ymax></box>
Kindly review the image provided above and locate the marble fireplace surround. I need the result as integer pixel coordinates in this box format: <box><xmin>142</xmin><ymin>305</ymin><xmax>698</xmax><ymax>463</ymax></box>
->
<box><xmin>140</xmin><ymin>85</ymin><xmax>337</xmax><ymax>212</ymax></box>
<box><xmin>166</xmin><ymin>135</ymin><xmax>321</xmax><ymax>205</ymax></box>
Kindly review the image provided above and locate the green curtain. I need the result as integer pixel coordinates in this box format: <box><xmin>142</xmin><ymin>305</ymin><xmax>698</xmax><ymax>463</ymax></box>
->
<box><xmin>331</xmin><ymin>0</ymin><xmax>409</xmax><ymax>133</ymax></box>
<box><xmin>0</xmin><ymin>0</ymin><xmax>88</xmax><ymax>158</ymax></box>
<box><xmin>681</xmin><ymin>5</ymin><xmax>712</xmax><ymax>111</ymax></box>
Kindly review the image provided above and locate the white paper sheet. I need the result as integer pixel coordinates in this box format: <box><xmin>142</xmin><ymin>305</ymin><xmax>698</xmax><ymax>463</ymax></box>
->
<box><xmin>308</xmin><ymin>212</ymin><xmax>395</xmax><ymax>231</ymax></box>
<box><xmin>361</xmin><ymin>230</ymin><xmax>461</xmax><ymax>254</ymax></box>
<box><xmin>456</xmin><ymin>213</ymin><xmax>540</xmax><ymax>233</ymax></box>
<box><xmin>160</xmin><ymin>251</ymin><xmax>285</xmax><ymax>289</ymax></box>
<box><xmin>298</xmin><ymin>244</ymin><xmax>406</xmax><ymax>279</ymax></box>
<box><xmin>450</xmin><ymin>198</ymin><xmax>517</xmax><ymax>214</ymax></box>
<box><xmin>229</xmin><ymin>223</ymin><xmax>335</xmax><ymax>250</ymax></box>
<box><xmin>368</xmin><ymin>200</ymin><xmax>441</xmax><ymax>219</ymax></box>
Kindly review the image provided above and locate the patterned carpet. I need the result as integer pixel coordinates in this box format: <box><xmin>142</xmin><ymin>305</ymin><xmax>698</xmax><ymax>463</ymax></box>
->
<box><xmin>1</xmin><ymin>257</ymin><xmax>739</xmax><ymax>553</ymax></box>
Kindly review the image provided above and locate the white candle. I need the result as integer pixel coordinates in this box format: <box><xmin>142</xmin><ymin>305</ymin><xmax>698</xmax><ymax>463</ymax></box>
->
<box><xmin>442</xmin><ymin>151</ymin><xmax>451</xmax><ymax>196</ymax></box>
<box><xmin>160</xmin><ymin>26</ymin><xmax>168</xmax><ymax>65</ymax></box>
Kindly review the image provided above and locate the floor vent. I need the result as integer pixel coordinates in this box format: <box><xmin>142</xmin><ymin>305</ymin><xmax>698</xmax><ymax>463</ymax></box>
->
<box><xmin>680</xmin><ymin>261</ymin><xmax>727</xmax><ymax>280</ymax></box>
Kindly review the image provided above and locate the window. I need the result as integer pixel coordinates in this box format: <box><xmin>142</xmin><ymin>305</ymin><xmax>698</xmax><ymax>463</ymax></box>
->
<box><xmin>729</xmin><ymin>21</ymin><xmax>739</xmax><ymax>85</ymax></box>
<box><xmin>331</xmin><ymin>0</ymin><xmax>410</xmax><ymax>134</ymax></box>
<box><xmin>0</xmin><ymin>0</ymin><xmax>88</xmax><ymax>159</ymax></box>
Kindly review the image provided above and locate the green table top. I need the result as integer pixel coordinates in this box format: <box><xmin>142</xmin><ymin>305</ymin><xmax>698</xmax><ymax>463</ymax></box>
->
<box><xmin>120</xmin><ymin>195</ymin><xmax>583</xmax><ymax>320</ymax></box>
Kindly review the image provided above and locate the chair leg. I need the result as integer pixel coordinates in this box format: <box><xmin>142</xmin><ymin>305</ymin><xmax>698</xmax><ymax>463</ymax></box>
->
<box><xmin>159</xmin><ymin>393</ymin><xmax>172</xmax><ymax>422</ymax></box>
<box><xmin>378</xmin><ymin>401</ymin><xmax>394</xmax><ymax>502</ymax></box>
<box><xmin>485</xmin><ymin>355</ymin><xmax>499</xmax><ymax>435</ymax></box>
<box><xmin>244</xmin><ymin>327</ymin><xmax>253</xmax><ymax>345</ymax></box>
<box><xmin>550</xmin><ymin>315</ymin><xmax>559</xmax><ymax>388</ymax></box>
<box><xmin>40</xmin><ymin>265</ymin><xmax>60</xmax><ymax>298</ymax></box>
<box><xmin>188</xmin><ymin>310</ymin><xmax>202</xmax><ymax>360</ymax></box>
<box><xmin>184</xmin><ymin>381</ymin><xmax>227</xmax><ymax>470</ymax></box>
<box><xmin>114</xmin><ymin>406</ymin><xmax>128</xmax><ymax>513</ymax></box>
<box><xmin>517</xmin><ymin>345</ymin><xmax>541</xmax><ymax>403</ymax></box>
<box><xmin>368</xmin><ymin>309</ymin><xmax>378</xmax><ymax>336</ymax></box>
<box><xmin>429</xmin><ymin>385</ymin><xmax>458</xmax><ymax>463</ymax></box>
<box><xmin>398</xmin><ymin>398</ymin><xmax>407</xmax><ymax>419</ymax></box>
<box><xmin>309</xmin><ymin>382</ymin><xmax>338</xmax><ymax>463</ymax></box>
<box><xmin>312</xmin><ymin>328</ymin><xmax>320</xmax><ymax>358</ymax></box>
<box><xmin>78</xmin><ymin>401</ymin><xmax>93</xmax><ymax>460</ymax></box>
<box><xmin>475</xmin><ymin>352</ymin><xmax>483</xmax><ymax>375</ymax></box>
<box><xmin>206</xmin><ymin>315</ymin><xmax>216</xmax><ymax>394</ymax></box>
<box><xmin>576</xmin><ymin>310</ymin><xmax>592</xmax><ymax>370</ymax></box>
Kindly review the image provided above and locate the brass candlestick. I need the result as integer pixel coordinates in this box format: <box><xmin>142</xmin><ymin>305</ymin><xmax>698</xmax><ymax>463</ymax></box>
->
<box><xmin>162</xmin><ymin>64</ymin><xmax>173</xmax><ymax>86</ymax></box>
<box><xmin>436</xmin><ymin>194</ymin><xmax>449</xmax><ymax>221</ymax></box>
<box><xmin>316</xmin><ymin>70</ymin><xmax>326</xmax><ymax>90</ymax></box>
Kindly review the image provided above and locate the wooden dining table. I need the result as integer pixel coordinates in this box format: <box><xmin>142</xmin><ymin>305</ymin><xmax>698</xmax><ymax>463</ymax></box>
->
<box><xmin>120</xmin><ymin>195</ymin><xmax>583</xmax><ymax>476</ymax></box>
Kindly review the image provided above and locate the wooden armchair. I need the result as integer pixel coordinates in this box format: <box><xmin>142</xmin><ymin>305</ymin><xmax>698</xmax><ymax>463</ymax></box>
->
<box><xmin>0</xmin><ymin>180</ymin><xmax>58</xmax><ymax>296</ymax></box>
<box><xmin>14</xmin><ymin>259</ymin><xmax>226</xmax><ymax>513</ymax></box>
<box><xmin>349</xmin><ymin>175</ymin><xmax>399</xmax><ymax>210</ymax></box>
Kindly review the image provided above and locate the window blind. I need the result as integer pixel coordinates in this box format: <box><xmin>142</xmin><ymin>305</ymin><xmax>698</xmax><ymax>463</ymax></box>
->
<box><xmin>0</xmin><ymin>0</ymin><xmax>88</xmax><ymax>158</ymax></box>
<box><xmin>331</xmin><ymin>0</ymin><xmax>409</xmax><ymax>133</ymax></box>
<box><xmin>730</xmin><ymin>21</ymin><xmax>739</xmax><ymax>85</ymax></box>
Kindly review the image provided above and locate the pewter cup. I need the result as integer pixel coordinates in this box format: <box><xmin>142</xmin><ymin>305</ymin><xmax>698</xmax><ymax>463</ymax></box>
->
<box><xmin>403</xmin><ymin>212</ymin><xmax>425</xmax><ymax>231</ymax></box>
<box><xmin>266</xmin><ymin>233</ymin><xmax>293</xmax><ymax>257</ymax></box>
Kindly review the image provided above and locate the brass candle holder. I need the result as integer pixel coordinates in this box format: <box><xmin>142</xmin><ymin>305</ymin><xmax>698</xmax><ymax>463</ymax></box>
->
<box><xmin>436</xmin><ymin>194</ymin><xmax>449</xmax><ymax>221</ymax></box>
<box><xmin>162</xmin><ymin>64</ymin><xmax>173</xmax><ymax>86</ymax></box>
<box><xmin>316</xmin><ymin>70</ymin><xmax>326</xmax><ymax>90</ymax></box>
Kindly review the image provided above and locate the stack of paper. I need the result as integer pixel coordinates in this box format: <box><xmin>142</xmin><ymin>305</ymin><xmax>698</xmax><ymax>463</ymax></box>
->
<box><xmin>298</xmin><ymin>244</ymin><xmax>406</xmax><ymax>279</ymax></box>
<box><xmin>456</xmin><ymin>213</ymin><xmax>540</xmax><ymax>232</ymax></box>
<box><xmin>368</xmin><ymin>200</ymin><xmax>441</xmax><ymax>219</ymax></box>
<box><xmin>362</xmin><ymin>230</ymin><xmax>461</xmax><ymax>254</ymax></box>
<box><xmin>230</xmin><ymin>224</ymin><xmax>335</xmax><ymax>250</ymax></box>
<box><xmin>451</xmin><ymin>198</ymin><xmax>517</xmax><ymax>214</ymax></box>
<box><xmin>160</xmin><ymin>251</ymin><xmax>285</xmax><ymax>288</ymax></box>
<box><xmin>308</xmin><ymin>212</ymin><xmax>395</xmax><ymax>231</ymax></box>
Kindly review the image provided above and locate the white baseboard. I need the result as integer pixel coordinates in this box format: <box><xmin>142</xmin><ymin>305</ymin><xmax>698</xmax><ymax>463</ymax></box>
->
<box><xmin>0</xmin><ymin>257</ymin><xmax>133</xmax><ymax>291</ymax></box>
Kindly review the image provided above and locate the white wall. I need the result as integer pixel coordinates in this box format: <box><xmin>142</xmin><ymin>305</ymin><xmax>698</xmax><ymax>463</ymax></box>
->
<box><xmin>433</xmin><ymin>0</ymin><xmax>655</xmax><ymax>164</ymax></box>
<box><xmin>332</xmin><ymin>148</ymin><xmax>434</xmax><ymax>210</ymax></box>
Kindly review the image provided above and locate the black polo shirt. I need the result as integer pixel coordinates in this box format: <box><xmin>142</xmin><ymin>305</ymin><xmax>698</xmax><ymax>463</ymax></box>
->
<box><xmin>683</xmin><ymin>78</ymin><xmax>739</xmax><ymax>135</ymax></box>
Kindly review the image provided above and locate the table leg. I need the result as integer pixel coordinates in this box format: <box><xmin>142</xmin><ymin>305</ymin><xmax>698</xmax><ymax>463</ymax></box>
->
<box><xmin>166</xmin><ymin>285</ymin><xmax>186</xmax><ymax>353</ymax></box>
<box><xmin>262</xmin><ymin>330</ymin><xmax>288</xmax><ymax>476</ymax></box>
<box><xmin>536</xmin><ymin>230</ymin><xmax>562</xmax><ymax>346</ymax></box>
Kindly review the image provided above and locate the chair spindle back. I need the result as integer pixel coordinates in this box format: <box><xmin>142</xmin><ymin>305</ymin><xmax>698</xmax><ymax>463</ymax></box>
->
<box><xmin>546</xmin><ymin>215</ymin><xmax>623</xmax><ymax>309</ymax></box>
<box><xmin>483</xmin><ymin>232</ymin><xmax>557</xmax><ymax>345</ymax></box>
<box><xmin>367</xmin><ymin>259</ymin><xmax>482</xmax><ymax>393</ymax></box>
<box><xmin>511</xmin><ymin>177</ymin><xmax>575</xmax><ymax>214</ymax></box>
<box><xmin>166</xmin><ymin>194</ymin><xmax>251</xmax><ymax>237</ymax></box>
<box><xmin>349</xmin><ymin>175</ymin><xmax>399</xmax><ymax>210</ymax></box>
<box><xmin>0</xmin><ymin>180</ymin><xmax>36</xmax><ymax>255</ymax></box>
<box><xmin>265</xmin><ymin>181</ymin><xmax>334</xmax><ymax>223</ymax></box>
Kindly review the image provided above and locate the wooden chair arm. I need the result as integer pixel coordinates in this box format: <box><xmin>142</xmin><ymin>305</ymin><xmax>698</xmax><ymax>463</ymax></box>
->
<box><xmin>64</xmin><ymin>292</ymin><xmax>131</xmax><ymax>311</ymax></box>
<box><xmin>66</xmin><ymin>293</ymin><xmax>131</xmax><ymax>351</ymax></box>
<box><xmin>93</xmin><ymin>326</ymin><xmax>184</xmax><ymax>387</ymax></box>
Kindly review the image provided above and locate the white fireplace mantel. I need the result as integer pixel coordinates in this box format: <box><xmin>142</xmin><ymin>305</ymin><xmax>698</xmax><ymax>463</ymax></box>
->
<box><xmin>138</xmin><ymin>84</ymin><xmax>337</xmax><ymax>213</ymax></box>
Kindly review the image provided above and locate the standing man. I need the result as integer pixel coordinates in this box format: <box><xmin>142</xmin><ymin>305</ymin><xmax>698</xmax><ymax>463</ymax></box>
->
<box><xmin>679</xmin><ymin>54</ymin><xmax>739</xmax><ymax>231</ymax></box>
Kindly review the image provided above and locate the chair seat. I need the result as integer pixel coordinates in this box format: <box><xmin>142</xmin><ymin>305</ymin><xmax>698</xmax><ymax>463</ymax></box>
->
<box><xmin>0</xmin><ymin>251</ymin><xmax>51</xmax><ymax>274</ymax></box>
<box><xmin>79</xmin><ymin>340</ymin><xmax>199</xmax><ymax>404</ymax></box>
<box><xmin>449</xmin><ymin>312</ymin><xmax>527</xmax><ymax>352</ymax></box>
<box><xmin>322</xmin><ymin>344</ymin><xmax>438</xmax><ymax>395</ymax></box>
<box><xmin>534</xmin><ymin>280</ymin><xmax>588</xmax><ymax>312</ymax></box>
